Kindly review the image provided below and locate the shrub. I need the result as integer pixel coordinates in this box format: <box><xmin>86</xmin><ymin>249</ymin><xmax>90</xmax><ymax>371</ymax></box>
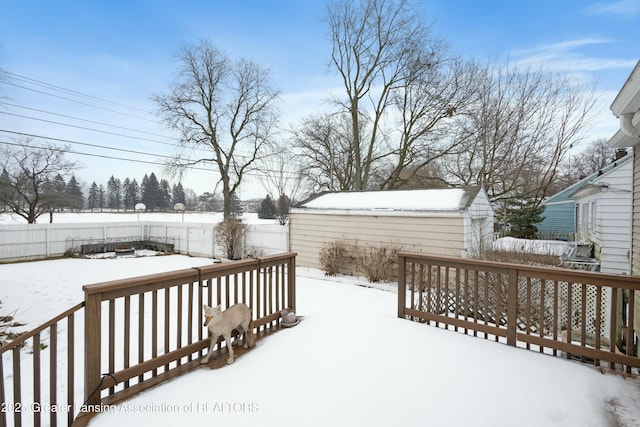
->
<box><xmin>319</xmin><ymin>240</ymin><xmax>353</xmax><ymax>276</ymax></box>
<box><xmin>215</xmin><ymin>218</ymin><xmax>248</xmax><ymax>260</ymax></box>
<box><xmin>355</xmin><ymin>246</ymin><xmax>398</xmax><ymax>282</ymax></box>
<box><xmin>319</xmin><ymin>240</ymin><xmax>399</xmax><ymax>282</ymax></box>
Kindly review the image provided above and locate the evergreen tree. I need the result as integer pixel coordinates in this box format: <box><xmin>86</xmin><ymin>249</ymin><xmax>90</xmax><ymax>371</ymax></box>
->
<box><xmin>122</xmin><ymin>178</ymin><xmax>132</xmax><ymax>210</ymax></box>
<box><xmin>159</xmin><ymin>179</ymin><xmax>172</xmax><ymax>210</ymax></box>
<box><xmin>87</xmin><ymin>182</ymin><xmax>99</xmax><ymax>210</ymax></box>
<box><xmin>258</xmin><ymin>195</ymin><xmax>276</xmax><ymax>219</ymax></box>
<box><xmin>198</xmin><ymin>192</ymin><xmax>217</xmax><ymax>211</ymax></box>
<box><xmin>65</xmin><ymin>175</ymin><xmax>84</xmax><ymax>210</ymax></box>
<box><xmin>107</xmin><ymin>176</ymin><xmax>122</xmax><ymax>211</ymax></box>
<box><xmin>98</xmin><ymin>184</ymin><xmax>105</xmax><ymax>211</ymax></box>
<box><xmin>141</xmin><ymin>172</ymin><xmax>160</xmax><ymax>211</ymax></box>
<box><xmin>506</xmin><ymin>198</ymin><xmax>545</xmax><ymax>239</ymax></box>
<box><xmin>172</xmin><ymin>182</ymin><xmax>186</xmax><ymax>205</ymax></box>
<box><xmin>123</xmin><ymin>178</ymin><xmax>139</xmax><ymax>211</ymax></box>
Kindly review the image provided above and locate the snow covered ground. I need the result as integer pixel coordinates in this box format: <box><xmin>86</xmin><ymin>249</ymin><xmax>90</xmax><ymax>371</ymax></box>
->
<box><xmin>1</xmin><ymin>255</ymin><xmax>640</xmax><ymax>426</ymax></box>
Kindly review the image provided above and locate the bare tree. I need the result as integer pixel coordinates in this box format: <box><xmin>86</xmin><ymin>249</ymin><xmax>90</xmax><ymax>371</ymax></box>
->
<box><xmin>153</xmin><ymin>40</ymin><xmax>280</xmax><ymax>219</ymax></box>
<box><xmin>571</xmin><ymin>138</ymin><xmax>623</xmax><ymax>179</ymax></box>
<box><xmin>257</xmin><ymin>142</ymin><xmax>307</xmax><ymax>204</ymax></box>
<box><xmin>290</xmin><ymin>112</ymin><xmax>362</xmax><ymax>193</ymax></box>
<box><xmin>443</xmin><ymin>61</ymin><xmax>597</xmax><ymax>204</ymax></box>
<box><xmin>379</xmin><ymin>57</ymin><xmax>482</xmax><ymax>189</ymax></box>
<box><xmin>0</xmin><ymin>138</ymin><xmax>79</xmax><ymax>223</ymax></box>
<box><xmin>325</xmin><ymin>0</ymin><xmax>431</xmax><ymax>190</ymax></box>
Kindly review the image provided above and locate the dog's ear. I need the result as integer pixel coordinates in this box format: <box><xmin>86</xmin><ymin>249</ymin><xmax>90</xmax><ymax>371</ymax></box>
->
<box><xmin>203</xmin><ymin>304</ymin><xmax>209</xmax><ymax>311</ymax></box>
<box><xmin>215</xmin><ymin>304</ymin><xmax>221</xmax><ymax>311</ymax></box>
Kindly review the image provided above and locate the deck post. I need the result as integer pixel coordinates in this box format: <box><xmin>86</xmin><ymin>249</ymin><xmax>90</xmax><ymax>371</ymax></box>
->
<box><xmin>84</xmin><ymin>288</ymin><xmax>102</xmax><ymax>407</ymax></box>
<box><xmin>398</xmin><ymin>255</ymin><xmax>406</xmax><ymax>319</ymax></box>
<box><xmin>287</xmin><ymin>254</ymin><xmax>296</xmax><ymax>312</ymax></box>
<box><xmin>506</xmin><ymin>268</ymin><xmax>518</xmax><ymax>347</ymax></box>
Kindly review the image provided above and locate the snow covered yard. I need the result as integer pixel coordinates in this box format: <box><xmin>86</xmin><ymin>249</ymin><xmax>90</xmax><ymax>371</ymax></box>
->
<box><xmin>1</xmin><ymin>256</ymin><xmax>640</xmax><ymax>426</ymax></box>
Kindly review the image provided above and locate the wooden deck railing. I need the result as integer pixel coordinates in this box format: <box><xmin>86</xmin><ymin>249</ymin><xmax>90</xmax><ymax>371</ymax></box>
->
<box><xmin>398</xmin><ymin>253</ymin><xmax>640</xmax><ymax>373</ymax></box>
<box><xmin>1</xmin><ymin>303</ymin><xmax>84</xmax><ymax>427</ymax></box>
<box><xmin>0</xmin><ymin>252</ymin><xmax>296</xmax><ymax>427</ymax></box>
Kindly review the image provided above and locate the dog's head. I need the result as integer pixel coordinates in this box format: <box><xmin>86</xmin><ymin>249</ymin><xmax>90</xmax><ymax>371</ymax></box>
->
<box><xmin>203</xmin><ymin>304</ymin><xmax>222</xmax><ymax>327</ymax></box>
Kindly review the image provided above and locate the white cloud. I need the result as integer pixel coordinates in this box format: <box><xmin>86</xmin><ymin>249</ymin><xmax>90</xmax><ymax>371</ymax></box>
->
<box><xmin>586</xmin><ymin>0</ymin><xmax>640</xmax><ymax>17</ymax></box>
<box><xmin>511</xmin><ymin>38</ymin><xmax>637</xmax><ymax>74</ymax></box>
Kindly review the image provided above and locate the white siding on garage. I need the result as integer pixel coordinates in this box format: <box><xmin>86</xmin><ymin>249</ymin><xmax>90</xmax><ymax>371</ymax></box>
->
<box><xmin>289</xmin><ymin>210</ymin><xmax>465</xmax><ymax>271</ymax></box>
<box><xmin>464</xmin><ymin>188</ymin><xmax>494</xmax><ymax>254</ymax></box>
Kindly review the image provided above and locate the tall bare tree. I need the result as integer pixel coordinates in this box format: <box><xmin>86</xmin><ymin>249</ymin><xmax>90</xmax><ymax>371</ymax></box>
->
<box><xmin>379</xmin><ymin>57</ymin><xmax>482</xmax><ymax>189</ymax></box>
<box><xmin>443</xmin><ymin>61</ymin><xmax>597</xmax><ymax>204</ymax></box>
<box><xmin>0</xmin><ymin>138</ymin><xmax>79</xmax><ymax>223</ymax></box>
<box><xmin>325</xmin><ymin>0</ymin><xmax>431</xmax><ymax>190</ymax></box>
<box><xmin>290</xmin><ymin>112</ymin><xmax>361</xmax><ymax>193</ymax></box>
<box><xmin>153</xmin><ymin>40</ymin><xmax>280</xmax><ymax>219</ymax></box>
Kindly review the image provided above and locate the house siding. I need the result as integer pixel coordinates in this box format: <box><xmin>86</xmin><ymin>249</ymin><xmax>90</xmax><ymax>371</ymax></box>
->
<box><xmin>538</xmin><ymin>201</ymin><xmax>576</xmax><ymax>236</ymax></box>
<box><xmin>634</xmin><ymin>152</ymin><xmax>640</xmax><ymax>277</ymax></box>
<box><xmin>573</xmin><ymin>157</ymin><xmax>632</xmax><ymax>275</ymax></box>
<box><xmin>289</xmin><ymin>212</ymin><xmax>465</xmax><ymax>271</ymax></box>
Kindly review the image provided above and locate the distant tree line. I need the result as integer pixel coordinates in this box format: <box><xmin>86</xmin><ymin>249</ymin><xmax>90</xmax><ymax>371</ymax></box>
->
<box><xmin>87</xmin><ymin>172</ymin><xmax>190</xmax><ymax>212</ymax></box>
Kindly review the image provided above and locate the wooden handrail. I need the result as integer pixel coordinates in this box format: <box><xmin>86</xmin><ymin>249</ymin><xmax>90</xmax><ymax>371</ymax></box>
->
<box><xmin>398</xmin><ymin>252</ymin><xmax>640</xmax><ymax>373</ymax></box>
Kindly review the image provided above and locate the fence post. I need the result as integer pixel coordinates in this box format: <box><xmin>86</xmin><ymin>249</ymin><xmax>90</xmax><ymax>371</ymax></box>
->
<box><xmin>398</xmin><ymin>255</ymin><xmax>406</xmax><ymax>319</ymax></box>
<box><xmin>506</xmin><ymin>268</ymin><xmax>518</xmax><ymax>347</ymax></box>
<box><xmin>84</xmin><ymin>289</ymin><xmax>102</xmax><ymax>407</ymax></box>
<box><xmin>287</xmin><ymin>254</ymin><xmax>296</xmax><ymax>312</ymax></box>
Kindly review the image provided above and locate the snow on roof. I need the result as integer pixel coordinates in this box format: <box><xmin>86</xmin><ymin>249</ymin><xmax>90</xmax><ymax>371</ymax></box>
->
<box><xmin>298</xmin><ymin>188</ymin><xmax>477</xmax><ymax>211</ymax></box>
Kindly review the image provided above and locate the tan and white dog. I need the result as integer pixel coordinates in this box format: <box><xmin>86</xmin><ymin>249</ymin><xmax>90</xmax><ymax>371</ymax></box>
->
<box><xmin>201</xmin><ymin>303</ymin><xmax>255</xmax><ymax>365</ymax></box>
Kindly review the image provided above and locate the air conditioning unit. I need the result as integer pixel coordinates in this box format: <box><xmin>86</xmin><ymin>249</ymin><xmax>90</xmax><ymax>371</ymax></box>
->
<box><xmin>575</xmin><ymin>242</ymin><xmax>593</xmax><ymax>258</ymax></box>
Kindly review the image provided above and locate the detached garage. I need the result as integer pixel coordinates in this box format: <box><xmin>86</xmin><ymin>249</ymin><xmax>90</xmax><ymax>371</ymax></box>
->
<box><xmin>289</xmin><ymin>186</ymin><xmax>494</xmax><ymax>271</ymax></box>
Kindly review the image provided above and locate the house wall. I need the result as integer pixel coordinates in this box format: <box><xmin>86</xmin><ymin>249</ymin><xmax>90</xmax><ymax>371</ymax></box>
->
<box><xmin>464</xmin><ymin>189</ymin><xmax>495</xmax><ymax>254</ymax></box>
<box><xmin>538</xmin><ymin>201</ymin><xmax>575</xmax><ymax>238</ymax></box>
<box><xmin>289</xmin><ymin>211</ymin><xmax>465</xmax><ymax>271</ymax></box>
<box><xmin>574</xmin><ymin>159</ymin><xmax>632</xmax><ymax>275</ymax></box>
<box><xmin>634</xmin><ymin>152</ymin><xmax>640</xmax><ymax>276</ymax></box>
<box><xmin>633</xmin><ymin>152</ymin><xmax>640</xmax><ymax>340</ymax></box>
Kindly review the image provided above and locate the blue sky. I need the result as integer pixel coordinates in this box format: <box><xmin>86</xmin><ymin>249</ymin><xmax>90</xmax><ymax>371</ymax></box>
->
<box><xmin>1</xmin><ymin>0</ymin><xmax>638</xmax><ymax>199</ymax></box>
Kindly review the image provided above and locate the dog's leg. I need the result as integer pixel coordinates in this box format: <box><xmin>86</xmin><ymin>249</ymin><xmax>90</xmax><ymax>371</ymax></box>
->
<box><xmin>224</xmin><ymin>333</ymin><xmax>234</xmax><ymax>364</ymax></box>
<box><xmin>240</xmin><ymin>320</ymin><xmax>251</xmax><ymax>349</ymax></box>
<box><xmin>200</xmin><ymin>334</ymin><xmax>218</xmax><ymax>364</ymax></box>
<box><xmin>232</xmin><ymin>327</ymin><xmax>243</xmax><ymax>347</ymax></box>
<box><xmin>235</xmin><ymin>325</ymin><xmax>246</xmax><ymax>349</ymax></box>
<box><xmin>246</xmin><ymin>320</ymin><xmax>255</xmax><ymax>348</ymax></box>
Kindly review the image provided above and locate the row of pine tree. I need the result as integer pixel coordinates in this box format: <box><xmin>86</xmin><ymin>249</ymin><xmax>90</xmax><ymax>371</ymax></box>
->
<box><xmin>86</xmin><ymin>172</ymin><xmax>187</xmax><ymax>211</ymax></box>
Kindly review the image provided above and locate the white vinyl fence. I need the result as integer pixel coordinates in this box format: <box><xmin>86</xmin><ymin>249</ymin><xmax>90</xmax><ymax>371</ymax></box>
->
<box><xmin>0</xmin><ymin>221</ymin><xmax>289</xmax><ymax>262</ymax></box>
